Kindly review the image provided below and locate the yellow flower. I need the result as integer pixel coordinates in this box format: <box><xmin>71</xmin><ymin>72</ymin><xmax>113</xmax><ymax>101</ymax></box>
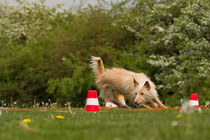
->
<box><xmin>23</xmin><ymin>119</ymin><xmax>31</xmax><ymax>123</ymax></box>
<box><xmin>56</xmin><ymin>115</ymin><xmax>64</xmax><ymax>119</ymax></box>
<box><xmin>176</xmin><ymin>114</ymin><xmax>182</xmax><ymax>119</ymax></box>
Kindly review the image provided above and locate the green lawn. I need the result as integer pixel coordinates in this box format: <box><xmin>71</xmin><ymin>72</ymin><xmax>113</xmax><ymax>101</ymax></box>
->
<box><xmin>0</xmin><ymin>108</ymin><xmax>210</xmax><ymax>140</ymax></box>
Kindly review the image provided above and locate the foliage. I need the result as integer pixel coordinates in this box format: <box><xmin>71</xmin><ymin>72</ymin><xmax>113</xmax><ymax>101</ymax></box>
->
<box><xmin>0</xmin><ymin>0</ymin><xmax>61</xmax><ymax>46</ymax></box>
<box><xmin>145</xmin><ymin>0</ymin><xmax>210</xmax><ymax>105</ymax></box>
<box><xmin>0</xmin><ymin>0</ymin><xmax>209</xmax><ymax>107</ymax></box>
<box><xmin>112</xmin><ymin>0</ymin><xmax>210</xmax><ymax>105</ymax></box>
<box><xmin>0</xmin><ymin>0</ymin><xmax>147</xmax><ymax>106</ymax></box>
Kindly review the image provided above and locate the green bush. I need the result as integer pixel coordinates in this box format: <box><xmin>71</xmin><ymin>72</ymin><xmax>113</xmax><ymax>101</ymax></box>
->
<box><xmin>0</xmin><ymin>0</ymin><xmax>209</xmax><ymax>107</ymax></box>
<box><xmin>0</xmin><ymin>0</ymin><xmax>149</xmax><ymax>106</ymax></box>
<box><xmin>144</xmin><ymin>0</ymin><xmax>210</xmax><ymax>106</ymax></box>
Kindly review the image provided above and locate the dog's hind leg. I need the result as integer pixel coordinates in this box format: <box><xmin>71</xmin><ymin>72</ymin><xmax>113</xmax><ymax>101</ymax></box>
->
<box><xmin>100</xmin><ymin>87</ymin><xmax>130</xmax><ymax>108</ymax></box>
<box><xmin>109</xmin><ymin>90</ymin><xmax>130</xmax><ymax>108</ymax></box>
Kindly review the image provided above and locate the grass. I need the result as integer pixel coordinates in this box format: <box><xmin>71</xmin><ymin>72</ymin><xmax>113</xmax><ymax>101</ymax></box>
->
<box><xmin>0</xmin><ymin>108</ymin><xmax>210</xmax><ymax>140</ymax></box>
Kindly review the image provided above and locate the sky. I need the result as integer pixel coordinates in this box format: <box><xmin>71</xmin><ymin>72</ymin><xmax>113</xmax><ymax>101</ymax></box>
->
<box><xmin>3</xmin><ymin>0</ymin><xmax>121</xmax><ymax>10</ymax></box>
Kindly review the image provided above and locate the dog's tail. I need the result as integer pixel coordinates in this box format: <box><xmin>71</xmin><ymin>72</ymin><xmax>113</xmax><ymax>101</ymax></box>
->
<box><xmin>90</xmin><ymin>56</ymin><xmax>104</xmax><ymax>77</ymax></box>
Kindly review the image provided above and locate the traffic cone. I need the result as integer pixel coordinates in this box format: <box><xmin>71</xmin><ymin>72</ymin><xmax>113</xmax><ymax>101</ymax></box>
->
<box><xmin>118</xmin><ymin>94</ymin><xmax>126</xmax><ymax>106</ymax></box>
<box><xmin>104</xmin><ymin>94</ymin><xmax>126</xmax><ymax>108</ymax></box>
<box><xmin>86</xmin><ymin>90</ymin><xmax>100</xmax><ymax>112</ymax></box>
<box><xmin>189</xmin><ymin>93</ymin><xmax>199</xmax><ymax>108</ymax></box>
<box><xmin>105</xmin><ymin>100</ymin><xmax>118</xmax><ymax>108</ymax></box>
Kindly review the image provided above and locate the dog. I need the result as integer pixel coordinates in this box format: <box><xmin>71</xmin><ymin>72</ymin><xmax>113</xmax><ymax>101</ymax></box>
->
<box><xmin>90</xmin><ymin>56</ymin><xmax>167</xmax><ymax>109</ymax></box>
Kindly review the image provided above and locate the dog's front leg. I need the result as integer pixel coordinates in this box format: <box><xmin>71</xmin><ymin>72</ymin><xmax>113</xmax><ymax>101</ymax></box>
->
<box><xmin>154</xmin><ymin>98</ymin><xmax>168</xmax><ymax>108</ymax></box>
<box><xmin>149</xmin><ymin>101</ymin><xmax>158</xmax><ymax>108</ymax></box>
<box><xmin>141</xmin><ymin>103</ymin><xmax>152</xmax><ymax>109</ymax></box>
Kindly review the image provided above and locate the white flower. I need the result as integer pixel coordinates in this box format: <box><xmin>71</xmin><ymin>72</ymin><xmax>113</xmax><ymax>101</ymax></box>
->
<box><xmin>205</xmin><ymin>101</ymin><xmax>210</xmax><ymax>107</ymax></box>
<box><xmin>197</xmin><ymin>108</ymin><xmax>202</xmax><ymax>113</ymax></box>
<box><xmin>181</xmin><ymin>101</ymin><xmax>194</xmax><ymax>113</ymax></box>
<box><xmin>171</xmin><ymin>121</ymin><xmax>178</xmax><ymax>127</ymax></box>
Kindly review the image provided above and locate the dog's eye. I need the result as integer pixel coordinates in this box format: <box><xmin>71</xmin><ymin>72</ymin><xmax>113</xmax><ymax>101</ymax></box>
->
<box><xmin>141</xmin><ymin>92</ymin><xmax>144</xmax><ymax>95</ymax></box>
<box><xmin>135</xmin><ymin>92</ymin><xmax>137</xmax><ymax>95</ymax></box>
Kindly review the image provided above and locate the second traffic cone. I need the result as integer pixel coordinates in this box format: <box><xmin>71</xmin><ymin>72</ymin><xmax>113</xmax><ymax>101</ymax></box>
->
<box><xmin>86</xmin><ymin>90</ymin><xmax>100</xmax><ymax>112</ymax></box>
<box><xmin>189</xmin><ymin>93</ymin><xmax>199</xmax><ymax>108</ymax></box>
<box><xmin>105</xmin><ymin>101</ymin><xmax>118</xmax><ymax>108</ymax></box>
<box><xmin>118</xmin><ymin>94</ymin><xmax>126</xmax><ymax>106</ymax></box>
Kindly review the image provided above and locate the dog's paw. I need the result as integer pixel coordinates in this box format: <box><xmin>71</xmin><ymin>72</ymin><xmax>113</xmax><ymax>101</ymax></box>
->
<box><xmin>153</xmin><ymin>103</ymin><xmax>159</xmax><ymax>108</ymax></box>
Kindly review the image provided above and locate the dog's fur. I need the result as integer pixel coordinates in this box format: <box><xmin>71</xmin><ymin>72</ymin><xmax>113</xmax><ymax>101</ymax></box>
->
<box><xmin>90</xmin><ymin>56</ymin><xmax>167</xmax><ymax>108</ymax></box>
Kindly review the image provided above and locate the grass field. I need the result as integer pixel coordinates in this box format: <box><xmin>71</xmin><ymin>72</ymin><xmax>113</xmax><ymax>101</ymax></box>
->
<box><xmin>0</xmin><ymin>108</ymin><xmax>210</xmax><ymax>140</ymax></box>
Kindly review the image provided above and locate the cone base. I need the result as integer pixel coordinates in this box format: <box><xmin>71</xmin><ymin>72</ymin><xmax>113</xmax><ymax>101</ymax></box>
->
<box><xmin>86</xmin><ymin>105</ymin><xmax>100</xmax><ymax>112</ymax></box>
<box><xmin>192</xmin><ymin>105</ymin><xmax>199</xmax><ymax>108</ymax></box>
<box><xmin>105</xmin><ymin>106</ymin><xmax>118</xmax><ymax>108</ymax></box>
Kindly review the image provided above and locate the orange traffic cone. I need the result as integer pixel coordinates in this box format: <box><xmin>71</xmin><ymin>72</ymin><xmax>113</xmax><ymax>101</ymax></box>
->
<box><xmin>118</xmin><ymin>94</ymin><xmax>126</xmax><ymax>106</ymax></box>
<box><xmin>104</xmin><ymin>94</ymin><xmax>126</xmax><ymax>108</ymax></box>
<box><xmin>86</xmin><ymin>90</ymin><xmax>100</xmax><ymax>112</ymax></box>
<box><xmin>189</xmin><ymin>93</ymin><xmax>199</xmax><ymax>108</ymax></box>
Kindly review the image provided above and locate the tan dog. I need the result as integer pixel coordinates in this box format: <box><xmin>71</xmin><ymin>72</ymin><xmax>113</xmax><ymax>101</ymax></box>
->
<box><xmin>90</xmin><ymin>56</ymin><xmax>167</xmax><ymax>108</ymax></box>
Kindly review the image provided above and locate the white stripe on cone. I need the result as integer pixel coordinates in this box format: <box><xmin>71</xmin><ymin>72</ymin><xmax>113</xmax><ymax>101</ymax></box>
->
<box><xmin>86</xmin><ymin>98</ymin><xmax>99</xmax><ymax>106</ymax></box>
<box><xmin>189</xmin><ymin>100</ymin><xmax>199</xmax><ymax>106</ymax></box>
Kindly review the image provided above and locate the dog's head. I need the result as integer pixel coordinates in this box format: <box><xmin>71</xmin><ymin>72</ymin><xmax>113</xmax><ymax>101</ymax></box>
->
<box><xmin>133</xmin><ymin>79</ymin><xmax>153</xmax><ymax>105</ymax></box>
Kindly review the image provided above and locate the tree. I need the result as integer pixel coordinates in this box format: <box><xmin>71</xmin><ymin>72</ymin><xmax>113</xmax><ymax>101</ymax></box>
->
<box><xmin>145</xmin><ymin>0</ymin><xmax>210</xmax><ymax>105</ymax></box>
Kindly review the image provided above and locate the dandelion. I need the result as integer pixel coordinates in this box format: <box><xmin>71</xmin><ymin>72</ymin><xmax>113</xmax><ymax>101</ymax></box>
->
<box><xmin>48</xmin><ymin>99</ymin><xmax>53</xmax><ymax>105</ymax></box>
<box><xmin>23</xmin><ymin>119</ymin><xmax>31</xmax><ymax>123</ymax></box>
<box><xmin>197</xmin><ymin>108</ymin><xmax>202</xmax><ymax>113</ymax></box>
<box><xmin>176</xmin><ymin>114</ymin><xmax>182</xmax><ymax>119</ymax></box>
<box><xmin>171</xmin><ymin>120</ymin><xmax>178</xmax><ymax>128</ymax></box>
<box><xmin>42</xmin><ymin>102</ymin><xmax>44</xmax><ymax>107</ymax></box>
<box><xmin>181</xmin><ymin>101</ymin><xmax>194</xmax><ymax>113</ymax></box>
<box><xmin>50</xmin><ymin>114</ymin><xmax>54</xmax><ymax>119</ymax></box>
<box><xmin>56</xmin><ymin>115</ymin><xmax>64</xmax><ymax>119</ymax></box>
<box><xmin>62</xmin><ymin>57</ymin><xmax>66</xmax><ymax>61</ymax></box>
<box><xmin>205</xmin><ymin>101</ymin><xmax>210</xmax><ymax>107</ymax></box>
<box><xmin>180</xmin><ymin>98</ymin><xmax>184</xmax><ymax>105</ymax></box>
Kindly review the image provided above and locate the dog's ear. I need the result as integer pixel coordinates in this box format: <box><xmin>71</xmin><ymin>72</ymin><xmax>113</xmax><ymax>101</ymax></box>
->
<box><xmin>133</xmin><ymin>79</ymin><xmax>139</xmax><ymax>87</ymax></box>
<box><xmin>144</xmin><ymin>81</ymin><xmax>151</xmax><ymax>90</ymax></box>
